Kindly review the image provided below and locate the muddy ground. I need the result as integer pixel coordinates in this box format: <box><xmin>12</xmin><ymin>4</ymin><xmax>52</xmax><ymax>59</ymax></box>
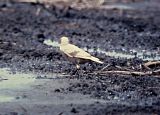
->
<box><xmin>0</xmin><ymin>0</ymin><xmax>160</xmax><ymax>115</ymax></box>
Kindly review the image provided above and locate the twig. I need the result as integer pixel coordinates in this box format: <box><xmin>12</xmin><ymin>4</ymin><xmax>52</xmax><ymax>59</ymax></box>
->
<box><xmin>100</xmin><ymin>64</ymin><xmax>110</xmax><ymax>71</ymax></box>
<box><xmin>97</xmin><ymin>70</ymin><xmax>152</xmax><ymax>76</ymax></box>
<box><xmin>153</xmin><ymin>69</ymin><xmax>160</xmax><ymax>74</ymax></box>
<box><xmin>143</xmin><ymin>61</ymin><xmax>160</xmax><ymax>70</ymax></box>
<box><xmin>88</xmin><ymin>69</ymin><xmax>160</xmax><ymax>77</ymax></box>
<box><xmin>115</xmin><ymin>65</ymin><xmax>133</xmax><ymax>71</ymax></box>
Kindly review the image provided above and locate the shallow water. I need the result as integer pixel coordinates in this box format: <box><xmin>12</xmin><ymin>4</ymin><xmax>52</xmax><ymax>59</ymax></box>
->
<box><xmin>0</xmin><ymin>68</ymin><xmax>64</xmax><ymax>103</ymax></box>
<box><xmin>95</xmin><ymin>48</ymin><xmax>160</xmax><ymax>61</ymax></box>
<box><xmin>43</xmin><ymin>39</ymin><xmax>59</xmax><ymax>47</ymax></box>
<box><xmin>101</xmin><ymin>4</ymin><xmax>134</xmax><ymax>10</ymax></box>
<box><xmin>0</xmin><ymin>95</ymin><xmax>14</xmax><ymax>102</ymax></box>
<box><xmin>0</xmin><ymin>68</ymin><xmax>35</xmax><ymax>89</ymax></box>
<box><xmin>0</xmin><ymin>68</ymin><xmax>35</xmax><ymax>102</ymax></box>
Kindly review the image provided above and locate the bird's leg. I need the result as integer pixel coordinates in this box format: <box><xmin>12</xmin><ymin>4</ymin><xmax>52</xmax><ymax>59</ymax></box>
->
<box><xmin>75</xmin><ymin>64</ymin><xmax>80</xmax><ymax>78</ymax></box>
<box><xmin>75</xmin><ymin>63</ymin><xmax>83</xmax><ymax>79</ymax></box>
<box><xmin>75</xmin><ymin>59</ymin><xmax>81</xmax><ymax>70</ymax></box>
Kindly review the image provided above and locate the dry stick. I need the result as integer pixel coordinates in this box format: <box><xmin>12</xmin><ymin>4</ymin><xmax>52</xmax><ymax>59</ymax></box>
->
<box><xmin>115</xmin><ymin>65</ymin><xmax>134</xmax><ymax>71</ymax></box>
<box><xmin>144</xmin><ymin>61</ymin><xmax>160</xmax><ymax>66</ymax></box>
<box><xmin>100</xmin><ymin>64</ymin><xmax>135</xmax><ymax>73</ymax></box>
<box><xmin>97</xmin><ymin>71</ymin><xmax>153</xmax><ymax>76</ymax></box>
<box><xmin>95</xmin><ymin>61</ymin><xmax>160</xmax><ymax>77</ymax></box>
<box><xmin>143</xmin><ymin>64</ymin><xmax>151</xmax><ymax>70</ymax></box>
<box><xmin>100</xmin><ymin>64</ymin><xmax>111</xmax><ymax>71</ymax></box>
<box><xmin>100</xmin><ymin>64</ymin><xmax>131</xmax><ymax>71</ymax></box>
<box><xmin>88</xmin><ymin>69</ymin><xmax>160</xmax><ymax>77</ymax></box>
<box><xmin>153</xmin><ymin>69</ymin><xmax>160</xmax><ymax>74</ymax></box>
<box><xmin>143</xmin><ymin>61</ymin><xmax>160</xmax><ymax>70</ymax></box>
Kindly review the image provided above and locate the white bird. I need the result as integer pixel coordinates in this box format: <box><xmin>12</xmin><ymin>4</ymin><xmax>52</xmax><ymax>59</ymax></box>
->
<box><xmin>60</xmin><ymin>36</ymin><xmax>103</xmax><ymax>69</ymax></box>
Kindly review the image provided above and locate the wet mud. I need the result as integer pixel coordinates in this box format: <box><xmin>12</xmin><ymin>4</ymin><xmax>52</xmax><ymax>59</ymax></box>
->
<box><xmin>0</xmin><ymin>0</ymin><xmax>160</xmax><ymax>114</ymax></box>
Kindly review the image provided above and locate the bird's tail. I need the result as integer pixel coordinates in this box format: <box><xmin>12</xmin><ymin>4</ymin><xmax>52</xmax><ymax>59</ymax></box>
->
<box><xmin>90</xmin><ymin>56</ymin><xmax>103</xmax><ymax>64</ymax></box>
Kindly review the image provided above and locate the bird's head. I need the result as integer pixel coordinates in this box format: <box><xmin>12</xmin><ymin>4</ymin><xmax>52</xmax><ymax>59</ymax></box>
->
<box><xmin>60</xmin><ymin>36</ymin><xmax>69</xmax><ymax>45</ymax></box>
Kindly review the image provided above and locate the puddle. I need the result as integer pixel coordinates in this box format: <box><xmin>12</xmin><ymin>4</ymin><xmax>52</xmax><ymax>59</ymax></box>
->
<box><xmin>0</xmin><ymin>95</ymin><xmax>14</xmax><ymax>102</ymax></box>
<box><xmin>0</xmin><ymin>68</ymin><xmax>35</xmax><ymax>89</ymax></box>
<box><xmin>95</xmin><ymin>48</ymin><xmax>160</xmax><ymax>61</ymax></box>
<box><xmin>0</xmin><ymin>68</ymin><xmax>60</xmax><ymax>103</ymax></box>
<box><xmin>101</xmin><ymin>1</ymin><xmax>156</xmax><ymax>11</ymax></box>
<box><xmin>101</xmin><ymin>4</ymin><xmax>134</xmax><ymax>10</ymax></box>
<box><xmin>44</xmin><ymin>39</ymin><xmax>160</xmax><ymax>61</ymax></box>
<box><xmin>43</xmin><ymin>39</ymin><xmax>59</xmax><ymax>47</ymax></box>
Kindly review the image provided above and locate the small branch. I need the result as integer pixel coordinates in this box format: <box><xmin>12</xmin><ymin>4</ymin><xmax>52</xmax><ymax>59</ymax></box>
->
<box><xmin>143</xmin><ymin>61</ymin><xmax>160</xmax><ymax>70</ymax></box>
<box><xmin>88</xmin><ymin>69</ymin><xmax>160</xmax><ymax>77</ymax></box>
<box><xmin>115</xmin><ymin>65</ymin><xmax>134</xmax><ymax>71</ymax></box>
<box><xmin>153</xmin><ymin>69</ymin><xmax>160</xmax><ymax>74</ymax></box>
<box><xmin>100</xmin><ymin>64</ymin><xmax>110</xmax><ymax>71</ymax></box>
<box><xmin>96</xmin><ymin>70</ymin><xmax>153</xmax><ymax>76</ymax></box>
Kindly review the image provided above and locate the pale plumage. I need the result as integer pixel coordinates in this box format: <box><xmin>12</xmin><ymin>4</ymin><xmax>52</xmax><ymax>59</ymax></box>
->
<box><xmin>60</xmin><ymin>36</ymin><xmax>103</xmax><ymax>68</ymax></box>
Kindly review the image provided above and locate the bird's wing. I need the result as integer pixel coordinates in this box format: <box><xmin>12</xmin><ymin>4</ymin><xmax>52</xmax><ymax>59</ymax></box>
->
<box><xmin>60</xmin><ymin>44</ymin><xmax>92</xmax><ymax>59</ymax></box>
<box><xmin>60</xmin><ymin>44</ymin><xmax>103</xmax><ymax>64</ymax></box>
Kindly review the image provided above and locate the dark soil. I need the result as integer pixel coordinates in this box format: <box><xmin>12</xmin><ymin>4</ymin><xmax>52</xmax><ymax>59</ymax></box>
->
<box><xmin>0</xmin><ymin>0</ymin><xmax>160</xmax><ymax>115</ymax></box>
